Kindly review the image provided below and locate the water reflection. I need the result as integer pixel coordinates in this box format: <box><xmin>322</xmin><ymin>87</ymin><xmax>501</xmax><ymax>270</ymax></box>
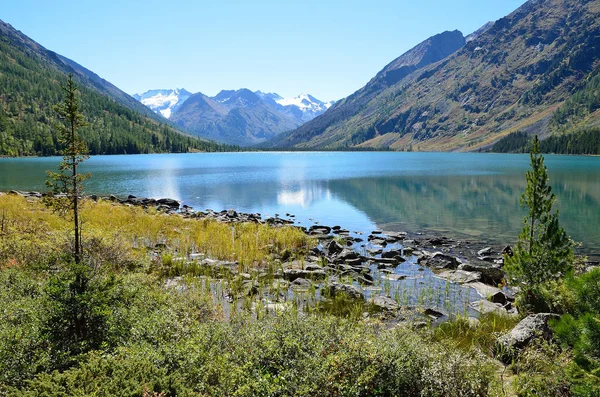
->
<box><xmin>277</xmin><ymin>185</ymin><xmax>331</xmax><ymax>208</ymax></box>
<box><xmin>146</xmin><ymin>156</ymin><xmax>182</xmax><ymax>200</ymax></box>
<box><xmin>327</xmin><ymin>173</ymin><xmax>600</xmax><ymax>256</ymax></box>
<box><xmin>0</xmin><ymin>152</ymin><xmax>598</xmax><ymax>256</ymax></box>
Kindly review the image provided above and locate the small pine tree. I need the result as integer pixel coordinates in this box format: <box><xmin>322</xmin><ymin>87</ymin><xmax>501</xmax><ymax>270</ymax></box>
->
<box><xmin>45</xmin><ymin>74</ymin><xmax>90</xmax><ymax>264</ymax></box>
<box><xmin>504</xmin><ymin>135</ymin><xmax>573</xmax><ymax>287</ymax></box>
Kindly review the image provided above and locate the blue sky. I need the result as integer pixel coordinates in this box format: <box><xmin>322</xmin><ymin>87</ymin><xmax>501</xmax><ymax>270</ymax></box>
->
<box><xmin>3</xmin><ymin>0</ymin><xmax>527</xmax><ymax>101</ymax></box>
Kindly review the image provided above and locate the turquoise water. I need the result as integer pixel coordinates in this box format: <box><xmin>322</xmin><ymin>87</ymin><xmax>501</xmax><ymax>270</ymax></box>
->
<box><xmin>1</xmin><ymin>152</ymin><xmax>599</xmax><ymax>257</ymax></box>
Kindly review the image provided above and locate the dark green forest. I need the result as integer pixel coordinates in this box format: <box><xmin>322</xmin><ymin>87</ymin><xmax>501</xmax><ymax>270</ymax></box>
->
<box><xmin>0</xmin><ymin>31</ymin><xmax>232</xmax><ymax>156</ymax></box>
<box><xmin>491</xmin><ymin>128</ymin><xmax>600</xmax><ymax>155</ymax></box>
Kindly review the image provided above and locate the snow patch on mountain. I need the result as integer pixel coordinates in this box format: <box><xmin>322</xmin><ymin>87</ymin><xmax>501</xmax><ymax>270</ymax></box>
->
<box><xmin>133</xmin><ymin>88</ymin><xmax>192</xmax><ymax>119</ymax></box>
<box><xmin>273</xmin><ymin>93</ymin><xmax>335</xmax><ymax>121</ymax></box>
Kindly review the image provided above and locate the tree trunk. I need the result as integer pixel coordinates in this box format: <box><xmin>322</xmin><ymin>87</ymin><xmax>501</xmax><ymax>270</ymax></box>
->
<box><xmin>72</xmin><ymin>119</ymin><xmax>80</xmax><ymax>265</ymax></box>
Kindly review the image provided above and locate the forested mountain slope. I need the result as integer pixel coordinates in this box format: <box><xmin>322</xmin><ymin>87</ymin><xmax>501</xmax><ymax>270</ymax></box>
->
<box><xmin>0</xmin><ymin>20</ymin><xmax>228</xmax><ymax>156</ymax></box>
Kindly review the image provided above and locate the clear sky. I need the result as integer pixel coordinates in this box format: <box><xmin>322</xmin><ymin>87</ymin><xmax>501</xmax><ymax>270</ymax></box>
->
<box><xmin>3</xmin><ymin>0</ymin><xmax>527</xmax><ymax>101</ymax></box>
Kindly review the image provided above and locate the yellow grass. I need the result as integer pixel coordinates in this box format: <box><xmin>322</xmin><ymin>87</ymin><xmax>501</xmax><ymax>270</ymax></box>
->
<box><xmin>0</xmin><ymin>194</ymin><xmax>312</xmax><ymax>269</ymax></box>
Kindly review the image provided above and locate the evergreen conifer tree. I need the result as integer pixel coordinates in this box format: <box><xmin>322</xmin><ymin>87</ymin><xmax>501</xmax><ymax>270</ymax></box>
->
<box><xmin>504</xmin><ymin>135</ymin><xmax>573</xmax><ymax>287</ymax></box>
<box><xmin>46</xmin><ymin>74</ymin><xmax>89</xmax><ymax>264</ymax></box>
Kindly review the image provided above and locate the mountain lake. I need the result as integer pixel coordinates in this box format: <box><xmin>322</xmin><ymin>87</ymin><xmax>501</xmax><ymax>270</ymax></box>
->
<box><xmin>1</xmin><ymin>151</ymin><xmax>599</xmax><ymax>259</ymax></box>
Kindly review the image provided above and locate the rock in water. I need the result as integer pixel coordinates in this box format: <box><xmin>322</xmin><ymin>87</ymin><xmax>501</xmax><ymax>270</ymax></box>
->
<box><xmin>326</xmin><ymin>282</ymin><xmax>364</xmax><ymax>300</ymax></box>
<box><xmin>370</xmin><ymin>295</ymin><xmax>400</xmax><ymax>312</ymax></box>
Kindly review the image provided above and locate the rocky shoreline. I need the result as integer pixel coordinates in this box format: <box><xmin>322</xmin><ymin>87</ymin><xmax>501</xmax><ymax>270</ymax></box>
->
<box><xmin>4</xmin><ymin>189</ymin><xmax>520</xmax><ymax>319</ymax></box>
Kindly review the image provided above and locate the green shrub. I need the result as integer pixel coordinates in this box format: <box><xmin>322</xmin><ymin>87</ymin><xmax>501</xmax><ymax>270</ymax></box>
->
<box><xmin>512</xmin><ymin>341</ymin><xmax>572</xmax><ymax>396</ymax></box>
<box><xmin>550</xmin><ymin>268</ymin><xmax>600</xmax><ymax>395</ymax></box>
<box><xmin>7</xmin><ymin>312</ymin><xmax>497</xmax><ymax>396</ymax></box>
<box><xmin>0</xmin><ymin>269</ymin><xmax>50</xmax><ymax>389</ymax></box>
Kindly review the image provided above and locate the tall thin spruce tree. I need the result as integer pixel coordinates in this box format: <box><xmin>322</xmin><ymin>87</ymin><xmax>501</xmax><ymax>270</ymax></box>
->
<box><xmin>504</xmin><ymin>135</ymin><xmax>573</xmax><ymax>287</ymax></box>
<box><xmin>46</xmin><ymin>74</ymin><xmax>90</xmax><ymax>264</ymax></box>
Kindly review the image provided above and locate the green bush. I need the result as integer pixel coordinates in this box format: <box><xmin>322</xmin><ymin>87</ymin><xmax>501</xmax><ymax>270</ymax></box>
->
<box><xmin>11</xmin><ymin>313</ymin><xmax>496</xmax><ymax>397</ymax></box>
<box><xmin>550</xmin><ymin>268</ymin><xmax>600</xmax><ymax>395</ymax></box>
<box><xmin>512</xmin><ymin>341</ymin><xmax>572</xmax><ymax>396</ymax></box>
<box><xmin>0</xmin><ymin>269</ymin><xmax>50</xmax><ymax>389</ymax></box>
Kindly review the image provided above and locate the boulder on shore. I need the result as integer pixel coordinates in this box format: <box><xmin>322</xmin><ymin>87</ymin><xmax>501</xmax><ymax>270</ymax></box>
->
<box><xmin>458</xmin><ymin>261</ymin><xmax>504</xmax><ymax>285</ymax></box>
<box><xmin>496</xmin><ymin>313</ymin><xmax>559</xmax><ymax>362</ymax></box>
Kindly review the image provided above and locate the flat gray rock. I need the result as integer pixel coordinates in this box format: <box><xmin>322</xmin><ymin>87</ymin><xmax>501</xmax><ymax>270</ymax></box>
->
<box><xmin>370</xmin><ymin>295</ymin><xmax>400</xmax><ymax>311</ymax></box>
<box><xmin>436</xmin><ymin>269</ymin><xmax>481</xmax><ymax>284</ymax></box>
<box><xmin>469</xmin><ymin>299</ymin><xmax>506</xmax><ymax>315</ymax></box>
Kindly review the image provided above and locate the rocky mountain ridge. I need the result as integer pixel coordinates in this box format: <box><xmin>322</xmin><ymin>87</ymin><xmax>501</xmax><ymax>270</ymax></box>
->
<box><xmin>137</xmin><ymin>87</ymin><xmax>335</xmax><ymax>146</ymax></box>
<box><xmin>267</xmin><ymin>0</ymin><xmax>600</xmax><ymax>151</ymax></box>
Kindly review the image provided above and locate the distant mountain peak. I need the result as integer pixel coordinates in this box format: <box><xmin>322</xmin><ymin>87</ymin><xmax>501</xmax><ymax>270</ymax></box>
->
<box><xmin>255</xmin><ymin>91</ymin><xmax>283</xmax><ymax>101</ymax></box>
<box><xmin>133</xmin><ymin>88</ymin><xmax>192</xmax><ymax>118</ymax></box>
<box><xmin>466</xmin><ymin>21</ymin><xmax>494</xmax><ymax>43</ymax></box>
<box><xmin>213</xmin><ymin>89</ymin><xmax>237</xmax><ymax>102</ymax></box>
<box><xmin>134</xmin><ymin>86</ymin><xmax>335</xmax><ymax>146</ymax></box>
<box><xmin>375</xmin><ymin>29</ymin><xmax>466</xmax><ymax>87</ymax></box>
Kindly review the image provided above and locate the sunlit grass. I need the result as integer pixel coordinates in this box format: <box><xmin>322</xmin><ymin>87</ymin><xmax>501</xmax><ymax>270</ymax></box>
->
<box><xmin>429</xmin><ymin>313</ymin><xmax>521</xmax><ymax>356</ymax></box>
<box><xmin>0</xmin><ymin>194</ymin><xmax>312</xmax><ymax>270</ymax></box>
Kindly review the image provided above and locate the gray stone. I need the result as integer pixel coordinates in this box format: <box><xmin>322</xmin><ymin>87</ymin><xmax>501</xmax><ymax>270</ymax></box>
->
<box><xmin>283</xmin><ymin>269</ymin><xmax>306</xmax><ymax>282</ymax></box>
<box><xmin>324</xmin><ymin>240</ymin><xmax>344</xmax><ymax>256</ymax></box>
<box><xmin>428</xmin><ymin>237</ymin><xmax>452</xmax><ymax>246</ymax></box>
<box><xmin>496</xmin><ymin>313</ymin><xmax>560</xmax><ymax>362</ymax></box>
<box><xmin>157</xmin><ymin>198</ymin><xmax>180</xmax><ymax>208</ymax></box>
<box><xmin>309</xmin><ymin>225</ymin><xmax>332</xmax><ymax>235</ymax></box>
<box><xmin>384</xmin><ymin>231</ymin><xmax>407</xmax><ymax>241</ymax></box>
<box><xmin>466</xmin><ymin>281</ymin><xmax>508</xmax><ymax>304</ymax></box>
<box><xmin>469</xmin><ymin>299</ymin><xmax>506</xmax><ymax>315</ymax></box>
<box><xmin>381</xmin><ymin>273</ymin><xmax>407</xmax><ymax>281</ymax></box>
<box><xmin>436</xmin><ymin>269</ymin><xmax>481</xmax><ymax>284</ymax></box>
<box><xmin>418</xmin><ymin>252</ymin><xmax>461</xmax><ymax>270</ymax></box>
<box><xmin>424</xmin><ymin>308</ymin><xmax>446</xmax><ymax>318</ymax></box>
<box><xmin>370</xmin><ymin>238</ymin><xmax>388</xmax><ymax>246</ymax></box>
<box><xmin>283</xmin><ymin>268</ymin><xmax>326</xmax><ymax>281</ymax></box>
<box><xmin>337</xmin><ymin>249</ymin><xmax>359</xmax><ymax>261</ymax></box>
<box><xmin>459</xmin><ymin>261</ymin><xmax>504</xmax><ymax>285</ymax></box>
<box><xmin>381</xmin><ymin>250</ymin><xmax>402</xmax><ymax>259</ymax></box>
<box><xmin>367</xmin><ymin>256</ymin><xmax>400</xmax><ymax>265</ymax></box>
<box><xmin>326</xmin><ymin>282</ymin><xmax>364</xmax><ymax>300</ymax></box>
<box><xmin>291</xmin><ymin>278</ymin><xmax>313</xmax><ymax>288</ymax></box>
<box><xmin>370</xmin><ymin>295</ymin><xmax>400</xmax><ymax>311</ymax></box>
<box><xmin>477</xmin><ymin>247</ymin><xmax>493</xmax><ymax>256</ymax></box>
<box><xmin>367</xmin><ymin>248</ymin><xmax>383</xmax><ymax>256</ymax></box>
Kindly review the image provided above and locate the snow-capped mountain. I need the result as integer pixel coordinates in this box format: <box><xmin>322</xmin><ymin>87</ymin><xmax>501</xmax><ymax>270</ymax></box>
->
<box><xmin>255</xmin><ymin>91</ymin><xmax>335</xmax><ymax>123</ymax></box>
<box><xmin>133</xmin><ymin>88</ymin><xmax>192</xmax><ymax>119</ymax></box>
<box><xmin>276</xmin><ymin>93</ymin><xmax>334</xmax><ymax>113</ymax></box>
<box><xmin>134</xmin><ymin>87</ymin><xmax>336</xmax><ymax>146</ymax></box>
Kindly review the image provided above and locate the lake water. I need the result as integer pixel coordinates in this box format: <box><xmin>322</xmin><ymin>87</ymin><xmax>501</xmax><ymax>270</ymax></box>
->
<box><xmin>1</xmin><ymin>152</ymin><xmax>599</xmax><ymax>258</ymax></box>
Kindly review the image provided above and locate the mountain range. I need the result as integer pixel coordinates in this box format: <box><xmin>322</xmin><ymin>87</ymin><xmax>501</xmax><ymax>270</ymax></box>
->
<box><xmin>2</xmin><ymin>0</ymin><xmax>600</xmax><ymax>154</ymax></box>
<box><xmin>0</xmin><ymin>20</ymin><xmax>226</xmax><ymax>156</ymax></box>
<box><xmin>134</xmin><ymin>88</ymin><xmax>334</xmax><ymax>146</ymax></box>
<box><xmin>268</xmin><ymin>0</ymin><xmax>600</xmax><ymax>151</ymax></box>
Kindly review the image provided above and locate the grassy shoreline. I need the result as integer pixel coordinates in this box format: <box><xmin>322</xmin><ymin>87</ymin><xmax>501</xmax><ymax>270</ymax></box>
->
<box><xmin>1</xmin><ymin>194</ymin><xmax>596</xmax><ymax>396</ymax></box>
